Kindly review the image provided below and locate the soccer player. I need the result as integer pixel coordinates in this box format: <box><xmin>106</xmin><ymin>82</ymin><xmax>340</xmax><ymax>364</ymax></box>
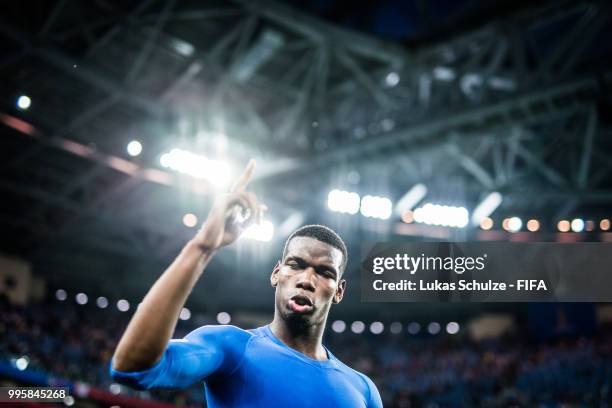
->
<box><xmin>110</xmin><ymin>160</ymin><xmax>383</xmax><ymax>407</ymax></box>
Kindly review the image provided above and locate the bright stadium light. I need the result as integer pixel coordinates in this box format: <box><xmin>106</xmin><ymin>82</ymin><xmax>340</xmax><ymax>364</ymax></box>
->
<box><xmin>15</xmin><ymin>356</ymin><xmax>29</xmax><ymax>371</ymax></box>
<box><xmin>117</xmin><ymin>299</ymin><xmax>130</xmax><ymax>312</ymax></box>
<box><xmin>183</xmin><ymin>213</ymin><xmax>198</xmax><ymax>228</ymax></box>
<box><xmin>527</xmin><ymin>219</ymin><xmax>540</xmax><ymax>232</ymax></box>
<box><xmin>217</xmin><ymin>312</ymin><xmax>231</xmax><ymax>324</ymax></box>
<box><xmin>360</xmin><ymin>195</ymin><xmax>392</xmax><ymax>220</ymax></box>
<box><xmin>446</xmin><ymin>205</ymin><xmax>462</xmax><ymax>226</ymax></box>
<box><xmin>428</xmin><ymin>322</ymin><xmax>441</xmax><ymax>335</ymax></box>
<box><xmin>159</xmin><ymin>148</ymin><xmax>231</xmax><ymax>187</ymax></box>
<box><xmin>179</xmin><ymin>308</ymin><xmax>191</xmax><ymax>321</ymax></box>
<box><xmin>16</xmin><ymin>95</ymin><xmax>31</xmax><ymax>110</ymax></box>
<box><xmin>96</xmin><ymin>296</ymin><xmax>108</xmax><ymax>309</ymax></box>
<box><xmin>160</xmin><ymin>153</ymin><xmax>171</xmax><ymax>167</ymax></box>
<box><xmin>571</xmin><ymin>218</ymin><xmax>585</xmax><ymax>232</ymax></box>
<box><xmin>126</xmin><ymin>140</ymin><xmax>142</xmax><ymax>157</ymax></box>
<box><xmin>76</xmin><ymin>293</ymin><xmax>88</xmax><ymax>305</ymax></box>
<box><xmin>413</xmin><ymin>203</ymin><xmax>469</xmax><ymax>228</ymax></box>
<box><xmin>480</xmin><ymin>217</ymin><xmax>493</xmax><ymax>230</ymax></box>
<box><xmin>502</xmin><ymin>218</ymin><xmax>510</xmax><ymax>231</ymax></box>
<box><xmin>446</xmin><ymin>322</ymin><xmax>460</xmax><ymax>335</ymax></box>
<box><xmin>601</xmin><ymin>219</ymin><xmax>610</xmax><ymax>231</ymax></box>
<box><xmin>385</xmin><ymin>72</ymin><xmax>400</xmax><ymax>87</ymax></box>
<box><xmin>331</xmin><ymin>320</ymin><xmax>346</xmax><ymax>333</ymax></box>
<box><xmin>242</xmin><ymin>219</ymin><xmax>274</xmax><ymax>242</ymax></box>
<box><xmin>370</xmin><ymin>322</ymin><xmax>384</xmax><ymax>334</ymax></box>
<box><xmin>407</xmin><ymin>322</ymin><xmax>420</xmax><ymax>335</ymax></box>
<box><xmin>56</xmin><ymin>289</ymin><xmax>67</xmax><ymax>301</ymax></box>
<box><xmin>471</xmin><ymin>192</ymin><xmax>502</xmax><ymax>226</ymax></box>
<box><xmin>109</xmin><ymin>384</ymin><xmax>121</xmax><ymax>395</ymax></box>
<box><xmin>351</xmin><ymin>321</ymin><xmax>365</xmax><ymax>334</ymax></box>
<box><xmin>327</xmin><ymin>189</ymin><xmax>360</xmax><ymax>215</ymax></box>
<box><xmin>401</xmin><ymin>210</ymin><xmax>414</xmax><ymax>223</ymax></box>
<box><xmin>394</xmin><ymin>184</ymin><xmax>427</xmax><ymax>215</ymax></box>
<box><xmin>171</xmin><ymin>38</ymin><xmax>195</xmax><ymax>57</ymax></box>
<box><xmin>507</xmin><ymin>217</ymin><xmax>522</xmax><ymax>232</ymax></box>
<box><xmin>558</xmin><ymin>220</ymin><xmax>570</xmax><ymax>232</ymax></box>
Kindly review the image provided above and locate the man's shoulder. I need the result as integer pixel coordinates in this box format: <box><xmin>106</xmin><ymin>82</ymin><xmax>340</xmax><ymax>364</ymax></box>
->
<box><xmin>183</xmin><ymin>324</ymin><xmax>256</xmax><ymax>346</ymax></box>
<box><xmin>331</xmin><ymin>354</ymin><xmax>382</xmax><ymax>407</ymax></box>
<box><xmin>330</xmin><ymin>353</ymin><xmax>377</xmax><ymax>391</ymax></box>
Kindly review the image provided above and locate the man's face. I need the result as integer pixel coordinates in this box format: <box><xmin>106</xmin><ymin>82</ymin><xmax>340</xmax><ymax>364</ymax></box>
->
<box><xmin>271</xmin><ymin>237</ymin><xmax>346</xmax><ymax>326</ymax></box>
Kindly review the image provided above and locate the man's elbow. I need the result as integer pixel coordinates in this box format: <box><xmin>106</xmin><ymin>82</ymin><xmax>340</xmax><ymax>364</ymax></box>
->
<box><xmin>111</xmin><ymin>352</ymin><xmax>131</xmax><ymax>372</ymax></box>
<box><xmin>109</xmin><ymin>357</ymin><xmax>155</xmax><ymax>391</ymax></box>
<box><xmin>111</xmin><ymin>349</ymin><xmax>162</xmax><ymax>373</ymax></box>
<box><xmin>111</xmin><ymin>352</ymin><xmax>146</xmax><ymax>373</ymax></box>
<box><xmin>109</xmin><ymin>369</ymin><xmax>149</xmax><ymax>391</ymax></box>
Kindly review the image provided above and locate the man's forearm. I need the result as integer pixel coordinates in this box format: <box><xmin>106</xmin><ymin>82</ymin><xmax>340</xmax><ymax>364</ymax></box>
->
<box><xmin>112</xmin><ymin>239</ymin><xmax>214</xmax><ymax>372</ymax></box>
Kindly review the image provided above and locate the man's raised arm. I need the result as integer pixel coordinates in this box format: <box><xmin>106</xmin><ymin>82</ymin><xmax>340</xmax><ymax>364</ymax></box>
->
<box><xmin>111</xmin><ymin>160</ymin><xmax>263</xmax><ymax>373</ymax></box>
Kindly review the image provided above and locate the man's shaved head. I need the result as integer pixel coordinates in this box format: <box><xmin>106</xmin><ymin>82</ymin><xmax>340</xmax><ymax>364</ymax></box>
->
<box><xmin>282</xmin><ymin>225</ymin><xmax>348</xmax><ymax>274</ymax></box>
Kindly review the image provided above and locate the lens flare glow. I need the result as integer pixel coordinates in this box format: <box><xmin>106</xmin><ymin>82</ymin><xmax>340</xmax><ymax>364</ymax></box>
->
<box><xmin>414</xmin><ymin>203</ymin><xmax>469</xmax><ymax>228</ymax></box>
<box><xmin>242</xmin><ymin>220</ymin><xmax>274</xmax><ymax>242</ymax></box>
<box><xmin>360</xmin><ymin>195</ymin><xmax>392</xmax><ymax>220</ymax></box>
<box><xmin>327</xmin><ymin>189</ymin><xmax>360</xmax><ymax>215</ymax></box>
<box><xmin>159</xmin><ymin>148</ymin><xmax>230</xmax><ymax>187</ymax></box>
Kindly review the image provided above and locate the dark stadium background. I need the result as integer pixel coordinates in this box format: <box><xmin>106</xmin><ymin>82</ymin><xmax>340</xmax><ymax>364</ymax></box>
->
<box><xmin>1</xmin><ymin>0</ymin><xmax>611</xmax><ymax>406</ymax></box>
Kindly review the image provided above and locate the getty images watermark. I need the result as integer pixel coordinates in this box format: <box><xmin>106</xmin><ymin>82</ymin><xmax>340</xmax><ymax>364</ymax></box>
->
<box><xmin>361</xmin><ymin>242</ymin><xmax>612</xmax><ymax>302</ymax></box>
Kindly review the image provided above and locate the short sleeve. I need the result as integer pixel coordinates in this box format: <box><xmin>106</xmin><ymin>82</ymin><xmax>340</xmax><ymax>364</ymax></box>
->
<box><xmin>110</xmin><ymin>325</ymin><xmax>251</xmax><ymax>390</ymax></box>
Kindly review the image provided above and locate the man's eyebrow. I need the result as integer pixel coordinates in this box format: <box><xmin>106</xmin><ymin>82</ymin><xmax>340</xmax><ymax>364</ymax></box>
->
<box><xmin>317</xmin><ymin>262</ymin><xmax>338</xmax><ymax>276</ymax></box>
<box><xmin>284</xmin><ymin>255</ymin><xmax>304</xmax><ymax>263</ymax></box>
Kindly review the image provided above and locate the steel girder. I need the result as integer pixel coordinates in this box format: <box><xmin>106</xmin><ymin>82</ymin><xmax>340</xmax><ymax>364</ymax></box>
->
<box><xmin>0</xmin><ymin>0</ymin><xmax>610</xmax><ymax>263</ymax></box>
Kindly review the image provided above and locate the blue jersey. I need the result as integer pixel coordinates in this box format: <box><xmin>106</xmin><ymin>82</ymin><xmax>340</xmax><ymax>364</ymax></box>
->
<box><xmin>110</xmin><ymin>325</ymin><xmax>382</xmax><ymax>407</ymax></box>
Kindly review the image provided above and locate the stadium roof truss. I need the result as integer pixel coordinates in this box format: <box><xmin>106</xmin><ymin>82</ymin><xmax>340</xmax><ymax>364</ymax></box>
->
<box><xmin>0</xmin><ymin>0</ymin><xmax>611</xmax><ymax>293</ymax></box>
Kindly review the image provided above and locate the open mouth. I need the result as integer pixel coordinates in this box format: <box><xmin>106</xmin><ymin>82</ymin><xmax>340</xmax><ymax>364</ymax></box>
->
<box><xmin>288</xmin><ymin>294</ymin><xmax>314</xmax><ymax>313</ymax></box>
<box><xmin>291</xmin><ymin>294</ymin><xmax>313</xmax><ymax>306</ymax></box>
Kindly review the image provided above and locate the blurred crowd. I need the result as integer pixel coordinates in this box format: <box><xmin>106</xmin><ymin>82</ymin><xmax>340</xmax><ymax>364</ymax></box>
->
<box><xmin>1</xmin><ymin>297</ymin><xmax>611</xmax><ymax>407</ymax></box>
<box><xmin>329</xmin><ymin>330</ymin><xmax>612</xmax><ymax>407</ymax></box>
<box><xmin>0</xmin><ymin>297</ymin><xmax>200</xmax><ymax>406</ymax></box>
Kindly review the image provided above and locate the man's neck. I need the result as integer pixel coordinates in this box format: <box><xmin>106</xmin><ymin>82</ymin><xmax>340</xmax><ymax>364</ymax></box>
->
<box><xmin>269</xmin><ymin>315</ymin><xmax>327</xmax><ymax>361</ymax></box>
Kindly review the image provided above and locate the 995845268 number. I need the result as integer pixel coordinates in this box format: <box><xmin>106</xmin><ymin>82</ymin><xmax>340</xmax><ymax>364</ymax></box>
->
<box><xmin>1</xmin><ymin>387</ymin><xmax>69</xmax><ymax>402</ymax></box>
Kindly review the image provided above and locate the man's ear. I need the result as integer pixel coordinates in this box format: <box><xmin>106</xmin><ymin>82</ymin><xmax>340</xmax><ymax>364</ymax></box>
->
<box><xmin>333</xmin><ymin>279</ymin><xmax>346</xmax><ymax>304</ymax></box>
<box><xmin>270</xmin><ymin>260</ymin><xmax>281</xmax><ymax>288</ymax></box>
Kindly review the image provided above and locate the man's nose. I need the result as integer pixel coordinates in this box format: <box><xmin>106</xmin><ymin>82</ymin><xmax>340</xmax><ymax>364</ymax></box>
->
<box><xmin>296</xmin><ymin>267</ymin><xmax>316</xmax><ymax>292</ymax></box>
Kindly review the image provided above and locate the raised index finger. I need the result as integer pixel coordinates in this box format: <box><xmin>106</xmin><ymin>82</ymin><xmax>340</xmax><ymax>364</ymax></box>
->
<box><xmin>230</xmin><ymin>159</ymin><xmax>256</xmax><ymax>192</ymax></box>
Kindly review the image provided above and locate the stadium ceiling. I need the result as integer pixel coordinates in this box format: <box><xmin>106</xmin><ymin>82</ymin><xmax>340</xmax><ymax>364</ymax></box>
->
<box><xmin>0</xmin><ymin>0</ymin><xmax>611</xmax><ymax>311</ymax></box>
